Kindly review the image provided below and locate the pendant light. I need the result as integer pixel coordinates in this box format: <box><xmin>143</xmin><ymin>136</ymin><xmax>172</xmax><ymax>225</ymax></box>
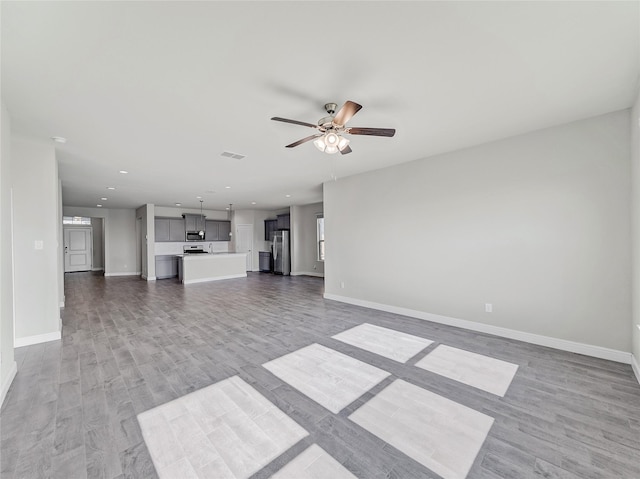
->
<box><xmin>198</xmin><ymin>199</ymin><xmax>205</xmax><ymax>239</ymax></box>
<box><xmin>228</xmin><ymin>204</ymin><xmax>233</xmax><ymax>237</ymax></box>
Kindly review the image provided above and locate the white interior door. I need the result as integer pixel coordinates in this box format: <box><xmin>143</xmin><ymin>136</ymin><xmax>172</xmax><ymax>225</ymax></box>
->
<box><xmin>64</xmin><ymin>227</ymin><xmax>93</xmax><ymax>272</ymax></box>
<box><xmin>236</xmin><ymin>224</ymin><xmax>253</xmax><ymax>271</ymax></box>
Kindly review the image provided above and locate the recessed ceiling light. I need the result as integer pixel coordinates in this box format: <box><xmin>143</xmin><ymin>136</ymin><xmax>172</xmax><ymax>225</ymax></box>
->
<box><xmin>119</xmin><ymin>170</ymin><xmax>128</xmax><ymax>174</ymax></box>
<box><xmin>101</xmin><ymin>197</ymin><xmax>108</xmax><ymax>201</ymax></box>
<box><xmin>225</xmin><ymin>207</ymin><xmax>230</xmax><ymax>210</ymax></box>
<box><xmin>175</xmin><ymin>203</ymin><xmax>181</xmax><ymax>206</ymax></box>
<box><xmin>251</xmin><ymin>201</ymin><xmax>256</xmax><ymax>205</ymax></box>
<box><xmin>220</xmin><ymin>151</ymin><xmax>246</xmax><ymax>160</ymax></box>
<box><xmin>285</xmin><ymin>194</ymin><xmax>291</xmax><ymax>198</ymax></box>
<box><xmin>107</xmin><ymin>187</ymin><xmax>116</xmax><ymax>190</ymax></box>
<box><xmin>96</xmin><ymin>204</ymin><xmax>103</xmax><ymax>208</ymax></box>
<box><xmin>225</xmin><ymin>186</ymin><xmax>231</xmax><ymax>189</ymax></box>
<box><xmin>51</xmin><ymin>136</ymin><xmax>67</xmax><ymax>143</ymax></box>
<box><xmin>196</xmin><ymin>196</ymin><xmax>202</xmax><ymax>199</ymax></box>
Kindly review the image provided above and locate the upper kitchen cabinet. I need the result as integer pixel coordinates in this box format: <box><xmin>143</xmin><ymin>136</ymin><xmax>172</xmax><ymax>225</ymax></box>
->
<box><xmin>277</xmin><ymin>213</ymin><xmax>290</xmax><ymax>230</ymax></box>
<box><xmin>264</xmin><ymin>219</ymin><xmax>277</xmax><ymax>240</ymax></box>
<box><xmin>205</xmin><ymin>220</ymin><xmax>231</xmax><ymax>241</ymax></box>
<box><xmin>155</xmin><ymin>217</ymin><xmax>186</xmax><ymax>242</ymax></box>
<box><xmin>218</xmin><ymin>221</ymin><xmax>231</xmax><ymax>240</ymax></box>
<box><xmin>183</xmin><ymin>214</ymin><xmax>205</xmax><ymax>233</ymax></box>
<box><xmin>168</xmin><ymin>218</ymin><xmax>185</xmax><ymax>241</ymax></box>
<box><xmin>155</xmin><ymin>218</ymin><xmax>170</xmax><ymax>241</ymax></box>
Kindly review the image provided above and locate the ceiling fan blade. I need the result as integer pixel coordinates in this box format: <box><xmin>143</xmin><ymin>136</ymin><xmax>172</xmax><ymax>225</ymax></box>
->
<box><xmin>340</xmin><ymin>145</ymin><xmax>353</xmax><ymax>155</ymax></box>
<box><xmin>347</xmin><ymin>127</ymin><xmax>396</xmax><ymax>137</ymax></box>
<box><xmin>285</xmin><ymin>134</ymin><xmax>322</xmax><ymax>148</ymax></box>
<box><xmin>271</xmin><ymin>117</ymin><xmax>319</xmax><ymax>129</ymax></box>
<box><xmin>332</xmin><ymin>101</ymin><xmax>362</xmax><ymax>127</ymax></box>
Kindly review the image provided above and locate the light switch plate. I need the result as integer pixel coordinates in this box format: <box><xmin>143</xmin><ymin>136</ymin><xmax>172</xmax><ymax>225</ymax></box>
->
<box><xmin>34</xmin><ymin>240</ymin><xmax>44</xmax><ymax>250</ymax></box>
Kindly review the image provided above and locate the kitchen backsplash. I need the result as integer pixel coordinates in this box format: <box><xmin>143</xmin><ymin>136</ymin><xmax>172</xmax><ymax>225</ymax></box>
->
<box><xmin>154</xmin><ymin>241</ymin><xmax>230</xmax><ymax>255</ymax></box>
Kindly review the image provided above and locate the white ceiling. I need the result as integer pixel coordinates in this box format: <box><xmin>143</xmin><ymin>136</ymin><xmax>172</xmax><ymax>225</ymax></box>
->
<box><xmin>2</xmin><ymin>1</ymin><xmax>638</xmax><ymax>211</ymax></box>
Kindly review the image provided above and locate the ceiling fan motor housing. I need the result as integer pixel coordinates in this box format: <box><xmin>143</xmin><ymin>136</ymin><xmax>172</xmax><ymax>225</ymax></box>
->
<box><xmin>324</xmin><ymin>103</ymin><xmax>337</xmax><ymax>115</ymax></box>
<box><xmin>318</xmin><ymin>103</ymin><xmax>338</xmax><ymax>127</ymax></box>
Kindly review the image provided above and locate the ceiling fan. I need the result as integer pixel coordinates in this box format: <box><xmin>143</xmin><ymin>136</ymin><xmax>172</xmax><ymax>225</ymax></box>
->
<box><xmin>271</xmin><ymin>101</ymin><xmax>395</xmax><ymax>155</ymax></box>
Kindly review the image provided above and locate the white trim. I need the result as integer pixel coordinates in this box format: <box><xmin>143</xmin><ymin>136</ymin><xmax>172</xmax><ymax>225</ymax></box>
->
<box><xmin>91</xmin><ymin>267</ymin><xmax>104</xmax><ymax>272</ymax></box>
<box><xmin>104</xmin><ymin>271</ymin><xmax>140</xmax><ymax>277</ymax></box>
<box><xmin>632</xmin><ymin>354</ymin><xmax>640</xmax><ymax>385</ymax></box>
<box><xmin>324</xmin><ymin>294</ymin><xmax>632</xmax><ymax>364</ymax></box>
<box><xmin>59</xmin><ymin>301</ymin><xmax>65</xmax><ymax>308</ymax></box>
<box><xmin>14</xmin><ymin>331</ymin><xmax>62</xmax><ymax>348</ymax></box>
<box><xmin>183</xmin><ymin>273</ymin><xmax>247</xmax><ymax>285</ymax></box>
<box><xmin>141</xmin><ymin>274</ymin><xmax>156</xmax><ymax>281</ymax></box>
<box><xmin>291</xmin><ymin>271</ymin><xmax>325</xmax><ymax>278</ymax></box>
<box><xmin>1</xmin><ymin>361</ymin><xmax>17</xmax><ymax>407</ymax></box>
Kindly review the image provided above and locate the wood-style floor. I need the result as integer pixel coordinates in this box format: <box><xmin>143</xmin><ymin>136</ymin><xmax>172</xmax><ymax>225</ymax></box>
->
<box><xmin>1</xmin><ymin>272</ymin><xmax>639</xmax><ymax>478</ymax></box>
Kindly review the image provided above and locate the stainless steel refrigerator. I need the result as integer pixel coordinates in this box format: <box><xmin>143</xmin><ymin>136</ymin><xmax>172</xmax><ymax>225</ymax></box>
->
<box><xmin>272</xmin><ymin>230</ymin><xmax>290</xmax><ymax>275</ymax></box>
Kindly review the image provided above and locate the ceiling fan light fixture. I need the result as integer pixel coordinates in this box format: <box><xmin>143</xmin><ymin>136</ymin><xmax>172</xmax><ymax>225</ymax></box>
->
<box><xmin>313</xmin><ymin>137</ymin><xmax>326</xmax><ymax>152</ymax></box>
<box><xmin>337</xmin><ymin>136</ymin><xmax>350</xmax><ymax>151</ymax></box>
<box><xmin>325</xmin><ymin>144</ymin><xmax>339</xmax><ymax>155</ymax></box>
<box><xmin>325</xmin><ymin>132</ymin><xmax>340</xmax><ymax>147</ymax></box>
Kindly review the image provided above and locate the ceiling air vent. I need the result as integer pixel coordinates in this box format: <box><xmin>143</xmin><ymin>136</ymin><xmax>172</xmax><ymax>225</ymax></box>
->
<box><xmin>221</xmin><ymin>151</ymin><xmax>246</xmax><ymax>160</ymax></box>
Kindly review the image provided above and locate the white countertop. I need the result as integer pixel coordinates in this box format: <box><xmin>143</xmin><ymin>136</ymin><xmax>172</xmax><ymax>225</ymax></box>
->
<box><xmin>177</xmin><ymin>252</ymin><xmax>246</xmax><ymax>259</ymax></box>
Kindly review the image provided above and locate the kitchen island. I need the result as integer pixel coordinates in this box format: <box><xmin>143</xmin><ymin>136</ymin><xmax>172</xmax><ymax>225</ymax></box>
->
<box><xmin>177</xmin><ymin>253</ymin><xmax>247</xmax><ymax>284</ymax></box>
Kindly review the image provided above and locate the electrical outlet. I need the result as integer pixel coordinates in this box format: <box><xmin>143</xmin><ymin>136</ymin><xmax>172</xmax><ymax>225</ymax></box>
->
<box><xmin>34</xmin><ymin>240</ymin><xmax>43</xmax><ymax>250</ymax></box>
<box><xmin>485</xmin><ymin>303</ymin><xmax>493</xmax><ymax>313</ymax></box>
<box><xmin>340</xmin><ymin>281</ymin><xmax>345</xmax><ymax>289</ymax></box>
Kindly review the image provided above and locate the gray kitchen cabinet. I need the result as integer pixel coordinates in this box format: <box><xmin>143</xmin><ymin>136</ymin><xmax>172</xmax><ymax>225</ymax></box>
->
<box><xmin>155</xmin><ymin>255</ymin><xmax>178</xmax><ymax>279</ymax></box>
<box><xmin>155</xmin><ymin>217</ymin><xmax>185</xmax><ymax>242</ymax></box>
<box><xmin>184</xmin><ymin>214</ymin><xmax>205</xmax><ymax>232</ymax></box>
<box><xmin>205</xmin><ymin>220</ymin><xmax>217</xmax><ymax>241</ymax></box>
<box><xmin>277</xmin><ymin>213</ymin><xmax>290</xmax><ymax>230</ymax></box>
<box><xmin>205</xmin><ymin>220</ymin><xmax>231</xmax><ymax>241</ymax></box>
<box><xmin>264</xmin><ymin>219</ymin><xmax>277</xmax><ymax>240</ymax></box>
<box><xmin>184</xmin><ymin>214</ymin><xmax>196</xmax><ymax>231</ymax></box>
<box><xmin>155</xmin><ymin>218</ymin><xmax>170</xmax><ymax>241</ymax></box>
<box><xmin>217</xmin><ymin>221</ymin><xmax>231</xmax><ymax>240</ymax></box>
<box><xmin>169</xmin><ymin>218</ymin><xmax>185</xmax><ymax>241</ymax></box>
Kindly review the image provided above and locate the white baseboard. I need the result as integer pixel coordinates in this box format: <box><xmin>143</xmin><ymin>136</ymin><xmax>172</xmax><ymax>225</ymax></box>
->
<box><xmin>1</xmin><ymin>361</ymin><xmax>17</xmax><ymax>407</ymax></box>
<box><xmin>141</xmin><ymin>275</ymin><xmax>157</xmax><ymax>281</ymax></box>
<box><xmin>291</xmin><ymin>271</ymin><xmax>325</xmax><ymax>278</ymax></box>
<box><xmin>632</xmin><ymin>354</ymin><xmax>640</xmax><ymax>385</ymax></box>
<box><xmin>324</xmin><ymin>293</ymin><xmax>632</xmax><ymax>365</ymax></box>
<box><xmin>14</xmin><ymin>330</ymin><xmax>62</xmax><ymax>348</ymax></box>
<box><xmin>59</xmin><ymin>300</ymin><xmax>65</xmax><ymax>308</ymax></box>
<box><xmin>104</xmin><ymin>272</ymin><xmax>140</xmax><ymax>277</ymax></box>
<box><xmin>91</xmin><ymin>267</ymin><xmax>104</xmax><ymax>272</ymax></box>
<box><xmin>183</xmin><ymin>273</ymin><xmax>247</xmax><ymax>285</ymax></box>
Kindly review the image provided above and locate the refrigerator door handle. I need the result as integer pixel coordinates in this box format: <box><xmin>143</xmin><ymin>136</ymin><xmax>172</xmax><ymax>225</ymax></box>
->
<box><xmin>273</xmin><ymin>236</ymin><xmax>278</xmax><ymax>260</ymax></box>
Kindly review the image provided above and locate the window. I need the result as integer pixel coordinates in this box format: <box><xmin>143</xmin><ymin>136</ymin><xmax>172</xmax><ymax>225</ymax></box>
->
<box><xmin>62</xmin><ymin>216</ymin><xmax>91</xmax><ymax>225</ymax></box>
<box><xmin>316</xmin><ymin>215</ymin><xmax>325</xmax><ymax>261</ymax></box>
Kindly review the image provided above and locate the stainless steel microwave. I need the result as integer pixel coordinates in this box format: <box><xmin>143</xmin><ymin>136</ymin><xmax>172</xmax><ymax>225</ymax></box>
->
<box><xmin>186</xmin><ymin>231</ymin><xmax>203</xmax><ymax>241</ymax></box>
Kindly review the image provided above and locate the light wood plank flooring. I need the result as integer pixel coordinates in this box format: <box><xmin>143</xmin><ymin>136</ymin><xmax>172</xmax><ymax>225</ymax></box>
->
<box><xmin>1</xmin><ymin>272</ymin><xmax>639</xmax><ymax>478</ymax></box>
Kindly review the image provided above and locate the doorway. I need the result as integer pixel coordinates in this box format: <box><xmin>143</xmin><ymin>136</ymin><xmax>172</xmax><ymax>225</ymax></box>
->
<box><xmin>236</xmin><ymin>224</ymin><xmax>254</xmax><ymax>271</ymax></box>
<box><xmin>63</xmin><ymin>227</ymin><xmax>93</xmax><ymax>272</ymax></box>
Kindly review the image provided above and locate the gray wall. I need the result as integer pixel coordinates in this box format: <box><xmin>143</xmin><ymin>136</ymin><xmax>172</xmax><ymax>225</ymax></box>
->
<box><xmin>0</xmin><ymin>102</ymin><xmax>16</xmax><ymax>404</ymax></box>
<box><xmin>632</xmin><ymin>89</ymin><xmax>640</xmax><ymax>368</ymax></box>
<box><xmin>11</xmin><ymin>135</ymin><xmax>61</xmax><ymax>343</ymax></box>
<box><xmin>291</xmin><ymin>202</ymin><xmax>324</xmax><ymax>277</ymax></box>
<box><xmin>324</xmin><ymin>110</ymin><xmax>631</xmax><ymax>353</ymax></box>
<box><xmin>91</xmin><ymin>217</ymin><xmax>104</xmax><ymax>270</ymax></box>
